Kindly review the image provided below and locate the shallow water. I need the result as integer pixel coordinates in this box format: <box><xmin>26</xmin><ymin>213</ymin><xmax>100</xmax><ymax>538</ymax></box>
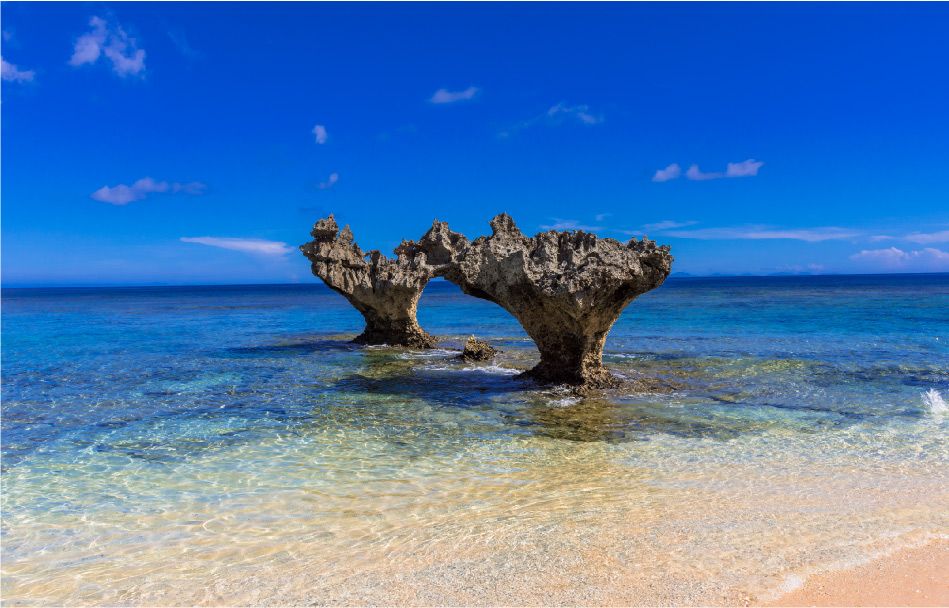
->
<box><xmin>2</xmin><ymin>275</ymin><xmax>948</xmax><ymax>605</ymax></box>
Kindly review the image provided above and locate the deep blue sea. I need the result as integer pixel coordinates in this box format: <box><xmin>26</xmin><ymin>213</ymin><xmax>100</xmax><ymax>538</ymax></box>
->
<box><xmin>2</xmin><ymin>275</ymin><xmax>948</xmax><ymax>605</ymax></box>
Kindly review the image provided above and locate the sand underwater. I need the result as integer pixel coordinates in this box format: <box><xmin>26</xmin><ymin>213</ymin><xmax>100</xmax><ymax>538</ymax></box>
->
<box><xmin>2</xmin><ymin>274</ymin><xmax>948</xmax><ymax>605</ymax></box>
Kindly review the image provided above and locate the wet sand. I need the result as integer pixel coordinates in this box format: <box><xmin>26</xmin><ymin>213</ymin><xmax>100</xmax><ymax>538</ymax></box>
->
<box><xmin>765</xmin><ymin>539</ymin><xmax>949</xmax><ymax>607</ymax></box>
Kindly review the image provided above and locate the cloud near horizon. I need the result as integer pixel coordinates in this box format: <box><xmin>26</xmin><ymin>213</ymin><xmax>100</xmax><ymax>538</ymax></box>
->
<box><xmin>850</xmin><ymin>247</ymin><xmax>949</xmax><ymax>271</ymax></box>
<box><xmin>429</xmin><ymin>87</ymin><xmax>478</xmax><ymax>104</ymax></box>
<box><xmin>180</xmin><ymin>237</ymin><xmax>294</xmax><ymax>256</ymax></box>
<box><xmin>642</xmin><ymin>220</ymin><xmax>698</xmax><ymax>231</ymax></box>
<box><xmin>655</xmin><ymin>224</ymin><xmax>861</xmax><ymax>242</ymax></box>
<box><xmin>312</xmin><ymin>124</ymin><xmax>328</xmax><ymax>144</ymax></box>
<box><xmin>90</xmin><ymin>177</ymin><xmax>207</xmax><ymax>205</ymax></box>
<box><xmin>70</xmin><ymin>16</ymin><xmax>145</xmax><ymax>77</ymax></box>
<box><xmin>1</xmin><ymin>57</ymin><xmax>35</xmax><ymax>82</ymax></box>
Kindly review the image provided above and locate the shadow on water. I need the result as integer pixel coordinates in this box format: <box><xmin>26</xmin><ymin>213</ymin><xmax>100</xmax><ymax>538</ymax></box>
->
<box><xmin>217</xmin><ymin>338</ymin><xmax>360</xmax><ymax>359</ymax></box>
<box><xmin>333</xmin><ymin>366</ymin><xmax>519</xmax><ymax>410</ymax></box>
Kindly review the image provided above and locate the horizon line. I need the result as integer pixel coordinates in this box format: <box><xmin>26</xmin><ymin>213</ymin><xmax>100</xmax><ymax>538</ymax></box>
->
<box><xmin>3</xmin><ymin>271</ymin><xmax>948</xmax><ymax>290</ymax></box>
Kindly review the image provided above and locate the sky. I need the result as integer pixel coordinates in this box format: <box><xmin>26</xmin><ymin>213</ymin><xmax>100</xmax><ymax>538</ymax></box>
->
<box><xmin>2</xmin><ymin>2</ymin><xmax>948</xmax><ymax>286</ymax></box>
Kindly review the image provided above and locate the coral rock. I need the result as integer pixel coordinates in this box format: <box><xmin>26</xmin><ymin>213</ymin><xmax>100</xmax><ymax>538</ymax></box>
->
<box><xmin>300</xmin><ymin>214</ymin><xmax>438</xmax><ymax>348</ymax></box>
<box><xmin>459</xmin><ymin>337</ymin><xmax>499</xmax><ymax>361</ymax></box>
<box><xmin>419</xmin><ymin>213</ymin><xmax>673</xmax><ymax>387</ymax></box>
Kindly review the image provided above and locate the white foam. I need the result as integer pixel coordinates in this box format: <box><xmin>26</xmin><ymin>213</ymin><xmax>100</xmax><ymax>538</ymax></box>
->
<box><xmin>547</xmin><ymin>397</ymin><xmax>580</xmax><ymax>407</ymax></box>
<box><xmin>460</xmin><ymin>364</ymin><xmax>520</xmax><ymax>375</ymax></box>
<box><xmin>421</xmin><ymin>363</ymin><xmax>520</xmax><ymax>375</ymax></box>
<box><xmin>397</xmin><ymin>349</ymin><xmax>457</xmax><ymax>360</ymax></box>
<box><xmin>921</xmin><ymin>388</ymin><xmax>948</xmax><ymax>415</ymax></box>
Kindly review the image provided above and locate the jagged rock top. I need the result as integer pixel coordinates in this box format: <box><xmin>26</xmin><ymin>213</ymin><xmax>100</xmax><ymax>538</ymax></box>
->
<box><xmin>429</xmin><ymin>213</ymin><xmax>673</xmax><ymax>310</ymax></box>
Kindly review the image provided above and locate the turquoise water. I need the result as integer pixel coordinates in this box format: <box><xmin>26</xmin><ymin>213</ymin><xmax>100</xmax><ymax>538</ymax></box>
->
<box><xmin>2</xmin><ymin>275</ymin><xmax>948</xmax><ymax>605</ymax></box>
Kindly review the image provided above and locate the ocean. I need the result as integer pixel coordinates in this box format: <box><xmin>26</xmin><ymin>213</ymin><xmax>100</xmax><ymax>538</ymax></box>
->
<box><xmin>2</xmin><ymin>274</ymin><xmax>948</xmax><ymax>605</ymax></box>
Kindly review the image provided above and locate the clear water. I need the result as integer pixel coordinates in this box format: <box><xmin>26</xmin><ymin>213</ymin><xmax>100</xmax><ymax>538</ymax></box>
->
<box><xmin>2</xmin><ymin>275</ymin><xmax>948</xmax><ymax>605</ymax></box>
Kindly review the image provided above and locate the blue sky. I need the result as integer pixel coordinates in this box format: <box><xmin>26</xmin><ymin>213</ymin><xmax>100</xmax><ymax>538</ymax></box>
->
<box><xmin>2</xmin><ymin>2</ymin><xmax>948</xmax><ymax>286</ymax></box>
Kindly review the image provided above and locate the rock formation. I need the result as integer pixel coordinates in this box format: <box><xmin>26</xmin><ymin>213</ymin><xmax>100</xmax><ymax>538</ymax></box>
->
<box><xmin>417</xmin><ymin>214</ymin><xmax>673</xmax><ymax>387</ymax></box>
<box><xmin>301</xmin><ymin>212</ymin><xmax>673</xmax><ymax>387</ymax></box>
<box><xmin>300</xmin><ymin>215</ymin><xmax>438</xmax><ymax>348</ymax></box>
<box><xmin>458</xmin><ymin>337</ymin><xmax>499</xmax><ymax>361</ymax></box>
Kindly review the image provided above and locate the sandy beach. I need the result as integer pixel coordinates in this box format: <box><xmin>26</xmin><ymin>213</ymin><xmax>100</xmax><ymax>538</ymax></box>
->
<box><xmin>766</xmin><ymin>540</ymin><xmax>949</xmax><ymax>607</ymax></box>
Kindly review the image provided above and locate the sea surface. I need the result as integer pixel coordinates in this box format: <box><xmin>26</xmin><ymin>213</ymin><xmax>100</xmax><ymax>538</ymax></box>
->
<box><xmin>2</xmin><ymin>274</ymin><xmax>948</xmax><ymax>605</ymax></box>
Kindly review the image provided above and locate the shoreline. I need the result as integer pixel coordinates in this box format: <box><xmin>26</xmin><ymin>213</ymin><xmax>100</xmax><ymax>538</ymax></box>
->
<box><xmin>764</xmin><ymin>539</ymin><xmax>949</xmax><ymax>607</ymax></box>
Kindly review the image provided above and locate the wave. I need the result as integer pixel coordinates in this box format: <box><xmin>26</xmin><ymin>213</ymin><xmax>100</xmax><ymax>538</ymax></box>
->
<box><xmin>921</xmin><ymin>388</ymin><xmax>948</xmax><ymax>415</ymax></box>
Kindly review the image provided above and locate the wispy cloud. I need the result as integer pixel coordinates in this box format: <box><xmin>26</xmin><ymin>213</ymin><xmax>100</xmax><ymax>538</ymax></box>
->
<box><xmin>167</xmin><ymin>29</ymin><xmax>198</xmax><ymax>58</ymax></box>
<box><xmin>317</xmin><ymin>172</ymin><xmax>339</xmax><ymax>189</ymax></box>
<box><xmin>686</xmin><ymin>159</ymin><xmax>765</xmax><ymax>181</ymax></box>
<box><xmin>1</xmin><ymin>57</ymin><xmax>35</xmax><ymax>82</ymax></box>
<box><xmin>642</xmin><ymin>220</ymin><xmax>698</xmax><ymax>231</ymax></box>
<box><xmin>654</xmin><ymin>159</ymin><xmax>764</xmax><ymax>182</ymax></box>
<box><xmin>850</xmin><ymin>247</ymin><xmax>949</xmax><ymax>271</ymax></box>
<box><xmin>181</xmin><ymin>237</ymin><xmax>294</xmax><ymax>256</ymax></box>
<box><xmin>70</xmin><ymin>16</ymin><xmax>145</xmax><ymax>77</ymax></box>
<box><xmin>312</xmin><ymin>124</ymin><xmax>328</xmax><ymax>144</ymax></box>
<box><xmin>724</xmin><ymin>159</ymin><xmax>765</xmax><ymax>177</ymax></box>
<box><xmin>90</xmin><ymin>177</ymin><xmax>207</xmax><ymax>205</ymax></box>
<box><xmin>540</xmin><ymin>219</ymin><xmax>603</xmax><ymax>232</ymax></box>
<box><xmin>499</xmin><ymin>101</ymin><xmax>604</xmax><ymax>137</ymax></box>
<box><xmin>652</xmin><ymin>163</ymin><xmax>682</xmax><ymax>182</ymax></box>
<box><xmin>595</xmin><ymin>213</ymin><xmax>612</xmax><ymax>221</ymax></box>
<box><xmin>656</xmin><ymin>225</ymin><xmax>861</xmax><ymax>242</ymax></box>
<box><xmin>774</xmin><ymin>263</ymin><xmax>825</xmax><ymax>274</ymax></box>
<box><xmin>429</xmin><ymin>87</ymin><xmax>478</xmax><ymax>104</ymax></box>
<box><xmin>547</xmin><ymin>102</ymin><xmax>603</xmax><ymax>125</ymax></box>
<box><xmin>904</xmin><ymin>230</ymin><xmax>949</xmax><ymax>244</ymax></box>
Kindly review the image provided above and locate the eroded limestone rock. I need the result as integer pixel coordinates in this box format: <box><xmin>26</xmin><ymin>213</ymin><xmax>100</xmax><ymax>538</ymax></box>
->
<box><xmin>300</xmin><ymin>215</ymin><xmax>438</xmax><ymax>348</ymax></box>
<box><xmin>458</xmin><ymin>337</ymin><xmax>499</xmax><ymax>361</ymax></box>
<box><xmin>418</xmin><ymin>213</ymin><xmax>673</xmax><ymax>387</ymax></box>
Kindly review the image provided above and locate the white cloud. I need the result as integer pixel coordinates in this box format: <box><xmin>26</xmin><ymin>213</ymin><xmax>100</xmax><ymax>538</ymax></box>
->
<box><xmin>850</xmin><ymin>247</ymin><xmax>949</xmax><ymax>271</ymax></box>
<box><xmin>429</xmin><ymin>87</ymin><xmax>478</xmax><ymax>104</ymax></box>
<box><xmin>500</xmin><ymin>102</ymin><xmax>604</xmax><ymax>137</ymax></box>
<box><xmin>172</xmin><ymin>181</ymin><xmax>207</xmax><ymax>195</ymax></box>
<box><xmin>904</xmin><ymin>230</ymin><xmax>949</xmax><ymax>244</ymax></box>
<box><xmin>683</xmin><ymin>159</ymin><xmax>765</xmax><ymax>181</ymax></box>
<box><xmin>685</xmin><ymin>165</ymin><xmax>723</xmax><ymax>181</ymax></box>
<box><xmin>181</xmin><ymin>237</ymin><xmax>293</xmax><ymax>257</ymax></box>
<box><xmin>726</xmin><ymin>159</ymin><xmax>765</xmax><ymax>177</ymax></box>
<box><xmin>69</xmin><ymin>16</ymin><xmax>145</xmax><ymax>77</ymax></box>
<box><xmin>1</xmin><ymin>57</ymin><xmax>35</xmax><ymax>82</ymax></box>
<box><xmin>642</xmin><ymin>220</ymin><xmax>698</xmax><ymax>231</ymax></box>
<box><xmin>312</xmin><ymin>124</ymin><xmax>328</xmax><ymax>144</ymax></box>
<box><xmin>540</xmin><ymin>219</ymin><xmax>603</xmax><ymax>232</ymax></box>
<box><xmin>774</xmin><ymin>263</ymin><xmax>825</xmax><ymax>274</ymax></box>
<box><xmin>659</xmin><ymin>225</ymin><xmax>861</xmax><ymax>242</ymax></box>
<box><xmin>595</xmin><ymin>213</ymin><xmax>612</xmax><ymax>221</ymax></box>
<box><xmin>547</xmin><ymin>102</ymin><xmax>603</xmax><ymax>125</ymax></box>
<box><xmin>90</xmin><ymin>177</ymin><xmax>207</xmax><ymax>205</ymax></box>
<box><xmin>317</xmin><ymin>172</ymin><xmax>339</xmax><ymax>189</ymax></box>
<box><xmin>652</xmin><ymin>163</ymin><xmax>682</xmax><ymax>182</ymax></box>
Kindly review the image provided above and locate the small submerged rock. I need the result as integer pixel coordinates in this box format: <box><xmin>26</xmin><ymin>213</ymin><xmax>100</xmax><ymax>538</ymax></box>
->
<box><xmin>458</xmin><ymin>337</ymin><xmax>499</xmax><ymax>361</ymax></box>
